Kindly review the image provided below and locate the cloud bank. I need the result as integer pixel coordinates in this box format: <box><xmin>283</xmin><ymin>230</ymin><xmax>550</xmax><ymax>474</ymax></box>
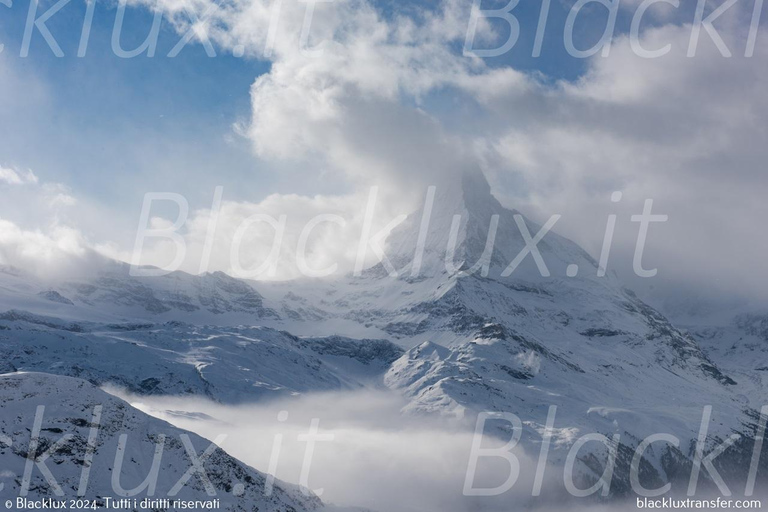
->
<box><xmin>114</xmin><ymin>388</ymin><xmax>549</xmax><ymax>512</ymax></box>
<box><xmin>1</xmin><ymin>0</ymin><xmax>766</xmax><ymax>307</ymax></box>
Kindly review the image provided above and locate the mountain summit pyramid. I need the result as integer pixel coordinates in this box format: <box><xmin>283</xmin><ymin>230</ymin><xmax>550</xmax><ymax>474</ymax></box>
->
<box><xmin>272</xmin><ymin>170</ymin><xmax>767</xmax><ymax>496</ymax></box>
<box><xmin>384</xmin><ymin>169</ymin><xmax>601</xmax><ymax>282</ymax></box>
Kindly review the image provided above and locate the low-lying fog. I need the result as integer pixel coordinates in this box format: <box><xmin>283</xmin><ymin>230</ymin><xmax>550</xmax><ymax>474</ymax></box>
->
<box><xmin>105</xmin><ymin>387</ymin><xmax>756</xmax><ymax>512</ymax></box>
<box><xmin>106</xmin><ymin>387</ymin><xmax>547</xmax><ymax>512</ymax></box>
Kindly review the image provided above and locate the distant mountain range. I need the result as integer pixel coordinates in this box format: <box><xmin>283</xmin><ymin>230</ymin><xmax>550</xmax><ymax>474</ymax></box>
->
<box><xmin>1</xmin><ymin>171</ymin><xmax>767</xmax><ymax>504</ymax></box>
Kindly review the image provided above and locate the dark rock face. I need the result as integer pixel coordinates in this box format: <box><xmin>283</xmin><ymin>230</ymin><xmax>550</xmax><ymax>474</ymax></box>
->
<box><xmin>735</xmin><ymin>313</ymin><xmax>768</xmax><ymax>342</ymax></box>
<box><xmin>303</xmin><ymin>335</ymin><xmax>404</xmax><ymax>367</ymax></box>
<box><xmin>37</xmin><ymin>290</ymin><xmax>75</xmax><ymax>306</ymax></box>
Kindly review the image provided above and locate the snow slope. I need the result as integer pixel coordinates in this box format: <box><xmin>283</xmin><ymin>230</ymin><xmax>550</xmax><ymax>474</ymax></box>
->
<box><xmin>0</xmin><ymin>310</ymin><xmax>401</xmax><ymax>403</ymax></box>
<box><xmin>0</xmin><ymin>263</ymin><xmax>279</xmax><ymax>326</ymax></box>
<box><xmin>258</xmin><ymin>171</ymin><xmax>768</xmax><ymax>495</ymax></box>
<box><xmin>685</xmin><ymin>312</ymin><xmax>768</xmax><ymax>407</ymax></box>
<box><xmin>0</xmin><ymin>372</ymin><xmax>321</xmax><ymax>510</ymax></box>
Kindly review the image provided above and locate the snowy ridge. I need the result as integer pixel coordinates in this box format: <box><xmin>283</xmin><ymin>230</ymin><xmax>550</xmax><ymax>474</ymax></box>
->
<box><xmin>686</xmin><ymin>312</ymin><xmax>768</xmax><ymax>407</ymax></box>
<box><xmin>0</xmin><ymin>311</ymin><xmax>402</xmax><ymax>403</ymax></box>
<box><xmin>0</xmin><ymin>263</ymin><xmax>279</xmax><ymax>325</ymax></box>
<box><xmin>258</xmin><ymin>171</ymin><xmax>768</xmax><ymax>495</ymax></box>
<box><xmin>0</xmin><ymin>372</ymin><xmax>321</xmax><ymax>511</ymax></box>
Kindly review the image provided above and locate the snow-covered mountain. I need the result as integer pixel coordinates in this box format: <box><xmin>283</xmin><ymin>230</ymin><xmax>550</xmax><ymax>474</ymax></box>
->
<box><xmin>684</xmin><ymin>312</ymin><xmax>768</xmax><ymax>405</ymax></box>
<box><xmin>0</xmin><ymin>372</ymin><xmax>322</xmax><ymax>511</ymax></box>
<box><xmin>259</xmin><ymin>171</ymin><xmax>768</xmax><ymax>495</ymax></box>
<box><xmin>1</xmin><ymin>170</ymin><xmax>766</xmax><ymax>499</ymax></box>
<box><xmin>0</xmin><ymin>310</ymin><xmax>401</xmax><ymax>403</ymax></box>
<box><xmin>0</xmin><ymin>263</ymin><xmax>279</xmax><ymax>325</ymax></box>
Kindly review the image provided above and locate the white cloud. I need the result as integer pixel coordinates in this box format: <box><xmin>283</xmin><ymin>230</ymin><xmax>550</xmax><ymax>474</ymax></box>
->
<box><xmin>474</xmin><ymin>24</ymin><xmax>768</xmax><ymax>302</ymax></box>
<box><xmin>0</xmin><ymin>166</ymin><xmax>38</xmax><ymax>186</ymax></box>
<box><xmin>3</xmin><ymin>0</ymin><xmax>767</xmax><ymax>306</ymax></box>
<box><xmin>0</xmin><ymin>161</ymin><xmax>87</xmax><ymax>277</ymax></box>
<box><xmin>128</xmin><ymin>0</ymin><xmax>524</xmax><ymax>191</ymax></box>
<box><xmin>85</xmin><ymin>0</ymin><xmax>765</xmax><ymax>305</ymax></box>
<box><xmin>0</xmin><ymin>219</ymin><xmax>88</xmax><ymax>272</ymax></box>
<box><xmin>122</xmin><ymin>187</ymin><xmax>411</xmax><ymax>279</ymax></box>
<box><xmin>42</xmin><ymin>182</ymin><xmax>77</xmax><ymax>208</ymax></box>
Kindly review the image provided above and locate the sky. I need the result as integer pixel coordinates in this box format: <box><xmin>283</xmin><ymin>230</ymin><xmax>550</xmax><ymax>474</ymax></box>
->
<box><xmin>0</xmin><ymin>0</ymin><xmax>766</xmax><ymax>310</ymax></box>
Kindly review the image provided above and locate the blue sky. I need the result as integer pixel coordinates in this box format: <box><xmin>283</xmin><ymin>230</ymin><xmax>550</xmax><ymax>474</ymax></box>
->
<box><xmin>1</xmin><ymin>0</ymin><xmax>269</xmax><ymax>211</ymax></box>
<box><xmin>0</xmin><ymin>0</ymin><xmax>688</xmax><ymax>209</ymax></box>
<box><xmin>0</xmin><ymin>0</ymin><xmax>739</xmax><ymax>207</ymax></box>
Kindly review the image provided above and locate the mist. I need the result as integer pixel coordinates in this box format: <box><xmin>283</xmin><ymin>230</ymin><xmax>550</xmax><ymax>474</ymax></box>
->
<box><xmin>106</xmin><ymin>387</ymin><xmax>556</xmax><ymax>512</ymax></box>
<box><xmin>104</xmin><ymin>388</ymin><xmax>768</xmax><ymax>512</ymax></box>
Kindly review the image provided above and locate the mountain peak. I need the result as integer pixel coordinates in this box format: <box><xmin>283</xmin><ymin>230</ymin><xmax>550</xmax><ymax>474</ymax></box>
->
<box><xmin>429</xmin><ymin>169</ymin><xmax>500</xmax><ymax>218</ymax></box>
<box><xmin>459</xmin><ymin>169</ymin><xmax>496</xmax><ymax>207</ymax></box>
<box><xmin>384</xmin><ymin>170</ymin><xmax>599</xmax><ymax>281</ymax></box>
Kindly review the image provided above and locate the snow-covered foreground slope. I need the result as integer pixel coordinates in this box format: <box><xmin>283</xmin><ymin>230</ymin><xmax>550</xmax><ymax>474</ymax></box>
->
<box><xmin>0</xmin><ymin>372</ymin><xmax>322</xmax><ymax>511</ymax></box>
<box><xmin>0</xmin><ymin>310</ymin><xmax>401</xmax><ymax>403</ymax></box>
